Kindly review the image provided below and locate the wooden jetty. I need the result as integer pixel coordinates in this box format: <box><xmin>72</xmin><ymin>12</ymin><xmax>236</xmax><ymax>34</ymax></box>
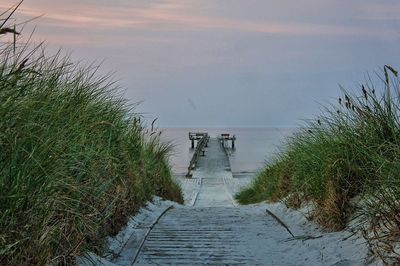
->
<box><xmin>186</xmin><ymin>132</ymin><xmax>236</xmax><ymax>178</ymax></box>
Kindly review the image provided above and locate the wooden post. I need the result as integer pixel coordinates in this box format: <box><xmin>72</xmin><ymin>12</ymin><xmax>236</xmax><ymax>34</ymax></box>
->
<box><xmin>191</xmin><ymin>139</ymin><xmax>195</xmax><ymax>148</ymax></box>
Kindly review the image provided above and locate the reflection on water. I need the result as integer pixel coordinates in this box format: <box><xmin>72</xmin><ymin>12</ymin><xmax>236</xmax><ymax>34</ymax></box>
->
<box><xmin>161</xmin><ymin>128</ymin><xmax>298</xmax><ymax>174</ymax></box>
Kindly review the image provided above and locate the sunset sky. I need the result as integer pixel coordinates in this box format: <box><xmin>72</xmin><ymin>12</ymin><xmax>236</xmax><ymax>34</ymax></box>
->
<box><xmin>3</xmin><ymin>0</ymin><xmax>400</xmax><ymax>127</ymax></box>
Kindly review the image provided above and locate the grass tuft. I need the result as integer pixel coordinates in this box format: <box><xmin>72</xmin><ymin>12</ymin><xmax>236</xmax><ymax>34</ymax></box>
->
<box><xmin>236</xmin><ymin>67</ymin><xmax>400</xmax><ymax>262</ymax></box>
<box><xmin>0</xmin><ymin>5</ymin><xmax>182</xmax><ymax>265</ymax></box>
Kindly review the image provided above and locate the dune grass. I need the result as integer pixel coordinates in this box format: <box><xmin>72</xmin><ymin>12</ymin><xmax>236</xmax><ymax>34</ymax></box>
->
<box><xmin>0</xmin><ymin>6</ymin><xmax>182</xmax><ymax>265</ymax></box>
<box><xmin>236</xmin><ymin>67</ymin><xmax>400</xmax><ymax>263</ymax></box>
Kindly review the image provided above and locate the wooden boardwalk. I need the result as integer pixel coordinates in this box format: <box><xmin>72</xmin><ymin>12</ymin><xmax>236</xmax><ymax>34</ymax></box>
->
<box><xmin>134</xmin><ymin>207</ymin><xmax>271</xmax><ymax>265</ymax></box>
<box><xmin>191</xmin><ymin>138</ymin><xmax>235</xmax><ymax>207</ymax></box>
<box><xmin>79</xmin><ymin>135</ymin><xmax>368</xmax><ymax>266</ymax></box>
<box><xmin>134</xmin><ymin>137</ymin><xmax>252</xmax><ymax>264</ymax></box>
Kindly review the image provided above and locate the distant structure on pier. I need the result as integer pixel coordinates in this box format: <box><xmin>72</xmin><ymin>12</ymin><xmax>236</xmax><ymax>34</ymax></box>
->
<box><xmin>219</xmin><ymin>133</ymin><xmax>236</xmax><ymax>149</ymax></box>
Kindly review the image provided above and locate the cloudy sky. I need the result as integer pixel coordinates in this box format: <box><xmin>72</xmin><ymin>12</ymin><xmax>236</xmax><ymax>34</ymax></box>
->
<box><xmin>3</xmin><ymin>0</ymin><xmax>400</xmax><ymax>127</ymax></box>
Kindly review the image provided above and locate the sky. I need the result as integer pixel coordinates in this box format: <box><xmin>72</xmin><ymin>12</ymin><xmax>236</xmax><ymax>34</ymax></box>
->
<box><xmin>2</xmin><ymin>0</ymin><xmax>400</xmax><ymax>127</ymax></box>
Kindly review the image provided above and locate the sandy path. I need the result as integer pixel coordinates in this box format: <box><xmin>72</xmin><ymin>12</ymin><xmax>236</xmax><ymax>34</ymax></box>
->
<box><xmin>79</xmin><ymin>138</ymin><xmax>369</xmax><ymax>265</ymax></box>
<box><xmin>134</xmin><ymin>138</ymin><xmax>367</xmax><ymax>265</ymax></box>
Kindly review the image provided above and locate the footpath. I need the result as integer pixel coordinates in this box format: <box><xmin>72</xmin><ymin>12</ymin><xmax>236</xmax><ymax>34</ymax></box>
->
<box><xmin>79</xmin><ymin>138</ymin><xmax>368</xmax><ymax>265</ymax></box>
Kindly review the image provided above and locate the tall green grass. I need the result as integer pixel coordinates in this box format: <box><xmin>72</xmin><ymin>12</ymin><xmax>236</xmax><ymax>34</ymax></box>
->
<box><xmin>0</xmin><ymin>6</ymin><xmax>182</xmax><ymax>265</ymax></box>
<box><xmin>237</xmin><ymin>67</ymin><xmax>400</xmax><ymax>263</ymax></box>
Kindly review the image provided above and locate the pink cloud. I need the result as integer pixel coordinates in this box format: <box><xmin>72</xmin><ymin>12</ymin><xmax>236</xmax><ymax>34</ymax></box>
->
<box><xmin>1</xmin><ymin>0</ymin><xmax>397</xmax><ymax>48</ymax></box>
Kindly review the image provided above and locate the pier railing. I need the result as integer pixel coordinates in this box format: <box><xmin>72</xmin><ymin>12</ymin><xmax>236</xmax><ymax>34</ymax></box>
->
<box><xmin>186</xmin><ymin>132</ymin><xmax>209</xmax><ymax>178</ymax></box>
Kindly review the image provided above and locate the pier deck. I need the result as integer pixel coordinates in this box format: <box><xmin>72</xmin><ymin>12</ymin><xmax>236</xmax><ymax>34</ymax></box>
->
<box><xmin>191</xmin><ymin>138</ymin><xmax>235</xmax><ymax>207</ymax></box>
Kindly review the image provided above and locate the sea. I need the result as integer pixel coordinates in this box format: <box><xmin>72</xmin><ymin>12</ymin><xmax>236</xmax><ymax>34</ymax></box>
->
<box><xmin>160</xmin><ymin>128</ymin><xmax>299</xmax><ymax>175</ymax></box>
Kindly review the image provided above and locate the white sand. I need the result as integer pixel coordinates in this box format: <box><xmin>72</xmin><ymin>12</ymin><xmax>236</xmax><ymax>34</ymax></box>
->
<box><xmin>77</xmin><ymin>174</ymin><xmax>371</xmax><ymax>265</ymax></box>
<box><xmin>78</xmin><ymin>139</ymin><xmax>372</xmax><ymax>265</ymax></box>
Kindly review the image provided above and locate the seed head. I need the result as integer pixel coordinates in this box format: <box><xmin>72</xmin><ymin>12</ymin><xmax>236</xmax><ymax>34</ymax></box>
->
<box><xmin>0</xmin><ymin>27</ymin><xmax>20</xmax><ymax>35</ymax></box>
<box><xmin>362</xmin><ymin>85</ymin><xmax>368</xmax><ymax>100</ymax></box>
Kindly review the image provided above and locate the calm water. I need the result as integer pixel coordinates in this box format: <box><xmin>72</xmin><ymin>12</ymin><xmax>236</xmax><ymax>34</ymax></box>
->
<box><xmin>161</xmin><ymin>128</ymin><xmax>298</xmax><ymax>174</ymax></box>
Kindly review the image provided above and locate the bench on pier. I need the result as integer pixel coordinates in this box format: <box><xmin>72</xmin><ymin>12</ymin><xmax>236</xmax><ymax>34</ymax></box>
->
<box><xmin>189</xmin><ymin>132</ymin><xmax>208</xmax><ymax>148</ymax></box>
<box><xmin>220</xmin><ymin>133</ymin><xmax>236</xmax><ymax>148</ymax></box>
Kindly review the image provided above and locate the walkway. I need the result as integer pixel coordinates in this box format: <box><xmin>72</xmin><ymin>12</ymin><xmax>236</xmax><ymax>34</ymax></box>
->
<box><xmin>92</xmin><ymin>137</ymin><xmax>367</xmax><ymax>266</ymax></box>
